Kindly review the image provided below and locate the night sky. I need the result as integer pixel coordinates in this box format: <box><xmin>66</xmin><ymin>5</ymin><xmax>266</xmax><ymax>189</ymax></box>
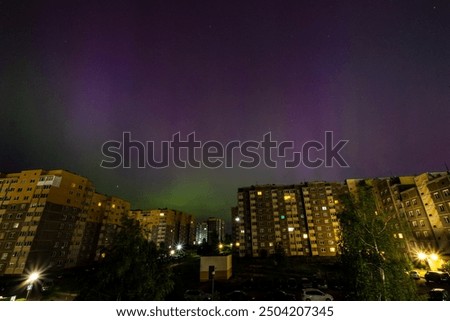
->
<box><xmin>1</xmin><ymin>1</ymin><xmax>449</xmax><ymax>223</ymax></box>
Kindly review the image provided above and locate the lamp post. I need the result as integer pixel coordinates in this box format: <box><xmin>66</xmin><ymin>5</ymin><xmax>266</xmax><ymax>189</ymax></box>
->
<box><xmin>26</xmin><ymin>272</ymin><xmax>40</xmax><ymax>300</ymax></box>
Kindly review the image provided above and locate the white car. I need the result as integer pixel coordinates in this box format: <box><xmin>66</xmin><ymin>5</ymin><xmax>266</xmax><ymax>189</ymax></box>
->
<box><xmin>301</xmin><ymin>288</ymin><xmax>333</xmax><ymax>301</ymax></box>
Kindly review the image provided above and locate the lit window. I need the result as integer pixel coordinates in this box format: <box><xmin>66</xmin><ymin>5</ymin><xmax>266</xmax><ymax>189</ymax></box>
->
<box><xmin>97</xmin><ymin>202</ymin><xmax>102</xmax><ymax>207</ymax></box>
<box><xmin>288</xmin><ymin>227</ymin><xmax>294</xmax><ymax>232</ymax></box>
<box><xmin>322</xmin><ymin>206</ymin><xmax>327</xmax><ymax>211</ymax></box>
<box><xmin>284</xmin><ymin>195</ymin><xmax>291</xmax><ymax>200</ymax></box>
<box><xmin>398</xmin><ymin>233</ymin><xmax>403</xmax><ymax>239</ymax></box>
<box><xmin>330</xmin><ymin>247</ymin><xmax>336</xmax><ymax>252</ymax></box>
<box><xmin>303</xmin><ymin>234</ymin><xmax>308</xmax><ymax>239</ymax></box>
<box><xmin>257</xmin><ymin>191</ymin><xmax>262</xmax><ymax>196</ymax></box>
<box><xmin>159</xmin><ymin>212</ymin><xmax>165</xmax><ymax>216</ymax></box>
<box><xmin>112</xmin><ymin>204</ymin><xmax>116</xmax><ymax>209</ymax></box>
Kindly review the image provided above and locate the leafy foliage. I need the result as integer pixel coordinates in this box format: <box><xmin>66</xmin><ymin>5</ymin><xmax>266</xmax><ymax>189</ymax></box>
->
<box><xmin>339</xmin><ymin>185</ymin><xmax>417</xmax><ymax>300</ymax></box>
<box><xmin>78</xmin><ymin>217</ymin><xmax>174</xmax><ymax>300</ymax></box>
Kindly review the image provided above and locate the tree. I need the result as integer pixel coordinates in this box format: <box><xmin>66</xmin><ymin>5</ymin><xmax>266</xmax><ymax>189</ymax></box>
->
<box><xmin>339</xmin><ymin>185</ymin><xmax>417</xmax><ymax>300</ymax></box>
<box><xmin>78</xmin><ymin>217</ymin><xmax>174</xmax><ymax>300</ymax></box>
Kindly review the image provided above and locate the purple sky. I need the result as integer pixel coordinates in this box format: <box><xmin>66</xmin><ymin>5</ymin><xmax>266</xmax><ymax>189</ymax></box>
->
<box><xmin>1</xmin><ymin>1</ymin><xmax>449</xmax><ymax>223</ymax></box>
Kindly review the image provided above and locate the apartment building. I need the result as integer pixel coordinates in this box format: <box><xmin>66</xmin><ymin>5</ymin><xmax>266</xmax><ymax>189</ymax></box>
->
<box><xmin>0</xmin><ymin>169</ymin><xmax>129</xmax><ymax>275</ymax></box>
<box><xmin>195</xmin><ymin>222</ymin><xmax>208</xmax><ymax>244</ymax></box>
<box><xmin>235</xmin><ymin>182</ymin><xmax>346</xmax><ymax>258</ymax></box>
<box><xmin>131</xmin><ymin>208</ymin><xmax>195</xmax><ymax>249</ymax></box>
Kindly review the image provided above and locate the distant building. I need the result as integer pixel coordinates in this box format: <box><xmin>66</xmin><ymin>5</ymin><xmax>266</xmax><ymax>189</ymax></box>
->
<box><xmin>195</xmin><ymin>222</ymin><xmax>208</xmax><ymax>244</ymax></box>
<box><xmin>131</xmin><ymin>209</ymin><xmax>195</xmax><ymax>249</ymax></box>
<box><xmin>206</xmin><ymin>217</ymin><xmax>225</xmax><ymax>244</ymax></box>
<box><xmin>91</xmin><ymin>194</ymin><xmax>130</xmax><ymax>261</ymax></box>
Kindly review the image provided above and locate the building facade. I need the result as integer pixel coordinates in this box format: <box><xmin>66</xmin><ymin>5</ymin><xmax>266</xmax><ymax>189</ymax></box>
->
<box><xmin>0</xmin><ymin>169</ymin><xmax>130</xmax><ymax>275</ymax></box>
<box><xmin>195</xmin><ymin>222</ymin><xmax>208</xmax><ymax>244</ymax></box>
<box><xmin>235</xmin><ymin>182</ymin><xmax>347</xmax><ymax>258</ymax></box>
<box><xmin>131</xmin><ymin>208</ymin><xmax>195</xmax><ymax>249</ymax></box>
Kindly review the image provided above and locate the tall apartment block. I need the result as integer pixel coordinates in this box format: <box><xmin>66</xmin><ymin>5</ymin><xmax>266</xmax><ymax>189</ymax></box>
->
<box><xmin>346</xmin><ymin>176</ymin><xmax>414</xmax><ymax>254</ymax></box>
<box><xmin>347</xmin><ymin>172</ymin><xmax>450</xmax><ymax>259</ymax></box>
<box><xmin>131</xmin><ymin>208</ymin><xmax>195</xmax><ymax>249</ymax></box>
<box><xmin>0</xmin><ymin>169</ymin><xmax>129</xmax><ymax>275</ymax></box>
<box><xmin>235</xmin><ymin>182</ymin><xmax>347</xmax><ymax>258</ymax></box>
<box><xmin>194</xmin><ymin>217</ymin><xmax>225</xmax><ymax>245</ymax></box>
<box><xmin>91</xmin><ymin>194</ymin><xmax>130</xmax><ymax>260</ymax></box>
<box><xmin>302</xmin><ymin>182</ymin><xmax>347</xmax><ymax>256</ymax></box>
<box><xmin>195</xmin><ymin>222</ymin><xmax>208</xmax><ymax>244</ymax></box>
<box><xmin>206</xmin><ymin>217</ymin><xmax>225</xmax><ymax>244</ymax></box>
<box><xmin>409</xmin><ymin>172</ymin><xmax>450</xmax><ymax>254</ymax></box>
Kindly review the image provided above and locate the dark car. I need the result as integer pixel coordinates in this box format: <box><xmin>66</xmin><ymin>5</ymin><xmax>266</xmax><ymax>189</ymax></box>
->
<box><xmin>225</xmin><ymin>290</ymin><xmax>254</xmax><ymax>301</ymax></box>
<box><xmin>183</xmin><ymin>289</ymin><xmax>212</xmax><ymax>301</ymax></box>
<box><xmin>40</xmin><ymin>280</ymin><xmax>54</xmax><ymax>292</ymax></box>
<box><xmin>425</xmin><ymin>271</ymin><xmax>450</xmax><ymax>284</ymax></box>
<box><xmin>409</xmin><ymin>271</ymin><xmax>420</xmax><ymax>280</ymax></box>
<box><xmin>429</xmin><ymin>288</ymin><xmax>449</xmax><ymax>301</ymax></box>
<box><xmin>264</xmin><ymin>290</ymin><xmax>296</xmax><ymax>301</ymax></box>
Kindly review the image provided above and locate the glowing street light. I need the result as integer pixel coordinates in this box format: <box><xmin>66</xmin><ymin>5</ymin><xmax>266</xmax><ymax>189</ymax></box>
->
<box><xmin>417</xmin><ymin>252</ymin><xmax>427</xmax><ymax>261</ymax></box>
<box><xmin>26</xmin><ymin>272</ymin><xmax>40</xmax><ymax>300</ymax></box>
<box><xmin>176</xmin><ymin>244</ymin><xmax>183</xmax><ymax>251</ymax></box>
<box><xmin>430</xmin><ymin>253</ymin><xmax>439</xmax><ymax>261</ymax></box>
<box><xmin>416</xmin><ymin>251</ymin><xmax>442</xmax><ymax>270</ymax></box>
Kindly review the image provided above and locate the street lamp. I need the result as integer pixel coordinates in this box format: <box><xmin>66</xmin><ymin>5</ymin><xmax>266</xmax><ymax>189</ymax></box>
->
<box><xmin>26</xmin><ymin>272</ymin><xmax>40</xmax><ymax>300</ymax></box>
<box><xmin>416</xmin><ymin>251</ymin><xmax>441</xmax><ymax>270</ymax></box>
<box><xmin>430</xmin><ymin>253</ymin><xmax>439</xmax><ymax>261</ymax></box>
<box><xmin>417</xmin><ymin>252</ymin><xmax>427</xmax><ymax>261</ymax></box>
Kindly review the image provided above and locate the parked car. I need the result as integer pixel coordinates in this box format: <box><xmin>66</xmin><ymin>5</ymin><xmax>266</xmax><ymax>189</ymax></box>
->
<box><xmin>287</xmin><ymin>278</ymin><xmax>298</xmax><ymax>290</ymax></box>
<box><xmin>224</xmin><ymin>290</ymin><xmax>254</xmax><ymax>301</ymax></box>
<box><xmin>425</xmin><ymin>271</ymin><xmax>450</xmax><ymax>284</ymax></box>
<box><xmin>183</xmin><ymin>289</ymin><xmax>212</xmax><ymax>301</ymax></box>
<box><xmin>409</xmin><ymin>271</ymin><xmax>420</xmax><ymax>280</ymax></box>
<box><xmin>299</xmin><ymin>277</ymin><xmax>313</xmax><ymax>289</ymax></box>
<box><xmin>301</xmin><ymin>288</ymin><xmax>333</xmax><ymax>301</ymax></box>
<box><xmin>312</xmin><ymin>277</ymin><xmax>328</xmax><ymax>290</ymax></box>
<box><xmin>40</xmin><ymin>280</ymin><xmax>54</xmax><ymax>292</ymax></box>
<box><xmin>264</xmin><ymin>290</ymin><xmax>296</xmax><ymax>301</ymax></box>
<box><xmin>429</xmin><ymin>288</ymin><xmax>449</xmax><ymax>301</ymax></box>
